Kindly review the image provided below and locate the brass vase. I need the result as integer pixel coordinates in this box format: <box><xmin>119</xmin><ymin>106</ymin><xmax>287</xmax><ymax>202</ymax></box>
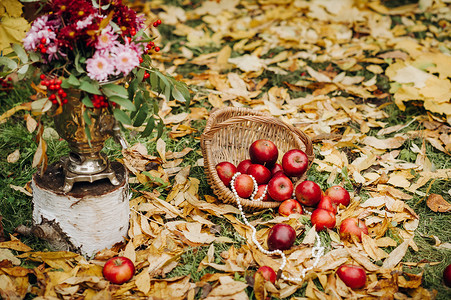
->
<box><xmin>53</xmin><ymin>89</ymin><xmax>127</xmax><ymax>193</ymax></box>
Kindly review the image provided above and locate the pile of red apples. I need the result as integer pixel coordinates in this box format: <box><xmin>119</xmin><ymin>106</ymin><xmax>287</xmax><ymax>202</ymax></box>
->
<box><xmin>216</xmin><ymin>139</ymin><xmax>370</xmax><ymax>289</ymax></box>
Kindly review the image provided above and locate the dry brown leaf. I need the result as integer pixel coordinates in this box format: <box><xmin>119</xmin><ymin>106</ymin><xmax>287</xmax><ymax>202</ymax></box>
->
<box><xmin>361</xmin><ymin>234</ymin><xmax>389</xmax><ymax>261</ymax></box>
<box><xmin>0</xmin><ymin>238</ymin><xmax>33</xmax><ymax>252</ymax></box>
<box><xmin>426</xmin><ymin>193</ymin><xmax>451</xmax><ymax>212</ymax></box>
<box><xmin>253</xmin><ymin>271</ymin><xmax>267</xmax><ymax>300</ymax></box>
<box><xmin>362</xmin><ymin>135</ymin><xmax>407</xmax><ymax>149</ymax></box>
<box><xmin>204</xmin><ymin>276</ymin><xmax>248</xmax><ymax>299</ymax></box>
<box><xmin>7</xmin><ymin>149</ymin><xmax>20</xmax><ymax>163</ymax></box>
<box><xmin>382</xmin><ymin>237</ymin><xmax>412</xmax><ymax>269</ymax></box>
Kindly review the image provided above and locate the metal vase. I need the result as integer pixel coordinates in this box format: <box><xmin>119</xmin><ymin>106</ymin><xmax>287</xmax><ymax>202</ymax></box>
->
<box><xmin>53</xmin><ymin>89</ymin><xmax>121</xmax><ymax>192</ymax></box>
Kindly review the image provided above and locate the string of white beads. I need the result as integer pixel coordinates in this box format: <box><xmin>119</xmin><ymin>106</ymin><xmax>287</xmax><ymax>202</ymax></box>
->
<box><xmin>229</xmin><ymin>172</ymin><xmax>325</xmax><ymax>283</ymax></box>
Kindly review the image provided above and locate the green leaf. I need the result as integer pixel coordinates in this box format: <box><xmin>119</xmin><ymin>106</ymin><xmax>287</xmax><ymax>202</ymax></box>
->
<box><xmin>130</xmin><ymin>91</ymin><xmax>144</xmax><ymax>119</ymax></box>
<box><xmin>0</xmin><ymin>57</ymin><xmax>17</xmax><ymax>70</ymax></box>
<box><xmin>128</xmin><ymin>78</ymin><xmax>139</xmax><ymax>99</ymax></box>
<box><xmin>80</xmin><ymin>81</ymin><xmax>101</xmax><ymax>95</ymax></box>
<box><xmin>109</xmin><ymin>96</ymin><xmax>136</xmax><ymax>111</ymax></box>
<box><xmin>171</xmin><ymin>85</ymin><xmax>187</xmax><ymax>102</ymax></box>
<box><xmin>102</xmin><ymin>83</ymin><xmax>128</xmax><ymax>98</ymax></box>
<box><xmin>74</xmin><ymin>52</ymin><xmax>85</xmax><ymax>74</ymax></box>
<box><xmin>142</xmin><ymin>171</ymin><xmax>167</xmax><ymax>186</ymax></box>
<box><xmin>152</xmin><ymin>99</ymin><xmax>159</xmax><ymax>114</ymax></box>
<box><xmin>30</xmin><ymin>52</ymin><xmax>40</xmax><ymax>62</ymax></box>
<box><xmin>12</xmin><ymin>44</ymin><xmax>28</xmax><ymax>63</ymax></box>
<box><xmin>17</xmin><ymin>64</ymin><xmax>29</xmax><ymax>74</ymax></box>
<box><xmin>156</xmin><ymin>118</ymin><xmax>164</xmax><ymax>140</ymax></box>
<box><xmin>141</xmin><ymin>116</ymin><xmax>155</xmax><ymax>137</ymax></box>
<box><xmin>113</xmin><ymin>108</ymin><xmax>132</xmax><ymax>125</ymax></box>
<box><xmin>31</xmin><ymin>98</ymin><xmax>52</xmax><ymax>114</ymax></box>
<box><xmin>132</xmin><ymin>102</ymin><xmax>148</xmax><ymax>127</ymax></box>
<box><xmin>154</xmin><ymin>70</ymin><xmax>171</xmax><ymax>88</ymax></box>
<box><xmin>136</xmin><ymin>68</ymin><xmax>145</xmax><ymax>83</ymax></box>
<box><xmin>67</xmin><ymin>74</ymin><xmax>81</xmax><ymax>86</ymax></box>
<box><xmin>164</xmin><ymin>84</ymin><xmax>171</xmax><ymax>102</ymax></box>
<box><xmin>150</xmin><ymin>72</ymin><xmax>159</xmax><ymax>91</ymax></box>
<box><xmin>81</xmin><ymin>95</ymin><xmax>93</xmax><ymax>108</ymax></box>
<box><xmin>83</xmin><ymin>110</ymin><xmax>92</xmax><ymax>126</ymax></box>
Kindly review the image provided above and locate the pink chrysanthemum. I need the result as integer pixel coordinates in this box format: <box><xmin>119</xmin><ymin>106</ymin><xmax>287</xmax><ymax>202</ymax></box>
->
<box><xmin>86</xmin><ymin>52</ymin><xmax>114</xmax><ymax>82</ymax></box>
<box><xmin>23</xmin><ymin>15</ymin><xmax>58</xmax><ymax>51</ymax></box>
<box><xmin>112</xmin><ymin>45</ymin><xmax>140</xmax><ymax>76</ymax></box>
<box><xmin>76</xmin><ymin>14</ymin><xmax>95</xmax><ymax>30</ymax></box>
<box><xmin>96</xmin><ymin>25</ymin><xmax>119</xmax><ymax>51</ymax></box>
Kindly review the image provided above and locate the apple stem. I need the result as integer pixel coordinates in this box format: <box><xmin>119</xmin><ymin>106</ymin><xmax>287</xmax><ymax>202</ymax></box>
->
<box><xmin>230</xmin><ymin>174</ymin><xmax>326</xmax><ymax>283</ymax></box>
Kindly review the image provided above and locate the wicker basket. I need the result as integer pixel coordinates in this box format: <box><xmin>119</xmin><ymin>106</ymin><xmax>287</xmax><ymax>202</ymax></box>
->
<box><xmin>201</xmin><ymin>107</ymin><xmax>314</xmax><ymax>210</ymax></box>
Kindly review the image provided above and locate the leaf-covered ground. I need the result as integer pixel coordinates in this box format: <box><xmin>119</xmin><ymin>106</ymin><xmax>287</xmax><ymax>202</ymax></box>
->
<box><xmin>1</xmin><ymin>0</ymin><xmax>451</xmax><ymax>299</ymax></box>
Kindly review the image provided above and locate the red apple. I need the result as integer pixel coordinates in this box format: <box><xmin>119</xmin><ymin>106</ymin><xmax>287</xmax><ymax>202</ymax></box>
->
<box><xmin>247</xmin><ymin>164</ymin><xmax>272</xmax><ymax>185</ymax></box>
<box><xmin>324</xmin><ymin>185</ymin><xmax>351</xmax><ymax>207</ymax></box>
<box><xmin>270</xmin><ymin>163</ymin><xmax>284</xmax><ymax>176</ymax></box>
<box><xmin>255</xmin><ymin>266</ymin><xmax>277</xmax><ymax>284</ymax></box>
<box><xmin>444</xmin><ymin>264</ymin><xmax>451</xmax><ymax>288</ymax></box>
<box><xmin>267</xmin><ymin>223</ymin><xmax>296</xmax><ymax>251</ymax></box>
<box><xmin>249</xmin><ymin>139</ymin><xmax>278</xmax><ymax>167</ymax></box>
<box><xmin>295</xmin><ymin>180</ymin><xmax>322</xmax><ymax>207</ymax></box>
<box><xmin>279</xmin><ymin>199</ymin><xmax>303</xmax><ymax>216</ymax></box>
<box><xmin>215</xmin><ymin>161</ymin><xmax>237</xmax><ymax>187</ymax></box>
<box><xmin>233</xmin><ymin>174</ymin><xmax>254</xmax><ymax>198</ymax></box>
<box><xmin>311</xmin><ymin>208</ymin><xmax>336</xmax><ymax>231</ymax></box>
<box><xmin>267</xmin><ymin>176</ymin><xmax>294</xmax><ymax>202</ymax></box>
<box><xmin>254</xmin><ymin>184</ymin><xmax>270</xmax><ymax>201</ymax></box>
<box><xmin>271</xmin><ymin>171</ymin><xmax>287</xmax><ymax>179</ymax></box>
<box><xmin>336</xmin><ymin>264</ymin><xmax>366</xmax><ymax>289</ymax></box>
<box><xmin>102</xmin><ymin>256</ymin><xmax>135</xmax><ymax>284</ymax></box>
<box><xmin>317</xmin><ymin>195</ymin><xmax>337</xmax><ymax>214</ymax></box>
<box><xmin>282</xmin><ymin>149</ymin><xmax>309</xmax><ymax>177</ymax></box>
<box><xmin>237</xmin><ymin>159</ymin><xmax>253</xmax><ymax>174</ymax></box>
<box><xmin>339</xmin><ymin>218</ymin><xmax>368</xmax><ymax>242</ymax></box>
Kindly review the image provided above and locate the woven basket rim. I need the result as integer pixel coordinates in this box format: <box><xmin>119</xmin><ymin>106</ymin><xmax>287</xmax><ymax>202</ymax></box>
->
<box><xmin>201</xmin><ymin>107</ymin><xmax>314</xmax><ymax>210</ymax></box>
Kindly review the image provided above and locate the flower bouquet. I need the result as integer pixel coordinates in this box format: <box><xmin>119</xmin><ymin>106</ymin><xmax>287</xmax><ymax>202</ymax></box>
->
<box><xmin>0</xmin><ymin>0</ymin><xmax>189</xmax><ymax>190</ymax></box>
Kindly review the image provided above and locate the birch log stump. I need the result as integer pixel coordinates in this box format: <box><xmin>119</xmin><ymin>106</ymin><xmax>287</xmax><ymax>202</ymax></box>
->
<box><xmin>30</xmin><ymin>161</ymin><xmax>129</xmax><ymax>257</ymax></box>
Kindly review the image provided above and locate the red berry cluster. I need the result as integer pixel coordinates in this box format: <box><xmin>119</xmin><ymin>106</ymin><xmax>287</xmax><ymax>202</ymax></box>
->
<box><xmin>40</xmin><ymin>74</ymin><xmax>68</xmax><ymax>106</ymax></box>
<box><xmin>90</xmin><ymin>94</ymin><xmax>116</xmax><ymax>109</ymax></box>
<box><xmin>146</xmin><ymin>41</ymin><xmax>160</xmax><ymax>53</ymax></box>
<box><xmin>143</xmin><ymin>71</ymin><xmax>150</xmax><ymax>80</ymax></box>
<box><xmin>0</xmin><ymin>77</ymin><xmax>13</xmax><ymax>89</ymax></box>
<box><xmin>153</xmin><ymin>19</ymin><xmax>162</xmax><ymax>28</ymax></box>
<box><xmin>37</xmin><ymin>37</ymin><xmax>48</xmax><ymax>54</ymax></box>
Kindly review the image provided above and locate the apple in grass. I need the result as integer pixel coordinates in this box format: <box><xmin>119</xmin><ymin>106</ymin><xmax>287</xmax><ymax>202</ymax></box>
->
<box><xmin>247</xmin><ymin>164</ymin><xmax>272</xmax><ymax>185</ymax></box>
<box><xmin>249</xmin><ymin>139</ymin><xmax>278</xmax><ymax>167</ymax></box>
<box><xmin>233</xmin><ymin>174</ymin><xmax>254</xmax><ymax>198</ymax></box>
<box><xmin>215</xmin><ymin>161</ymin><xmax>237</xmax><ymax>187</ymax></box>
<box><xmin>267</xmin><ymin>176</ymin><xmax>294</xmax><ymax>202</ymax></box>
<box><xmin>444</xmin><ymin>264</ymin><xmax>451</xmax><ymax>288</ymax></box>
<box><xmin>279</xmin><ymin>199</ymin><xmax>303</xmax><ymax>216</ymax></box>
<box><xmin>311</xmin><ymin>208</ymin><xmax>336</xmax><ymax>231</ymax></box>
<box><xmin>336</xmin><ymin>264</ymin><xmax>366</xmax><ymax>289</ymax></box>
<box><xmin>267</xmin><ymin>223</ymin><xmax>296</xmax><ymax>251</ymax></box>
<box><xmin>324</xmin><ymin>185</ymin><xmax>351</xmax><ymax>207</ymax></box>
<box><xmin>339</xmin><ymin>218</ymin><xmax>368</xmax><ymax>242</ymax></box>
<box><xmin>282</xmin><ymin>149</ymin><xmax>309</xmax><ymax>177</ymax></box>
<box><xmin>254</xmin><ymin>266</ymin><xmax>277</xmax><ymax>284</ymax></box>
<box><xmin>295</xmin><ymin>180</ymin><xmax>322</xmax><ymax>207</ymax></box>
<box><xmin>317</xmin><ymin>195</ymin><xmax>337</xmax><ymax>214</ymax></box>
<box><xmin>102</xmin><ymin>256</ymin><xmax>135</xmax><ymax>284</ymax></box>
<box><xmin>237</xmin><ymin>159</ymin><xmax>253</xmax><ymax>174</ymax></box>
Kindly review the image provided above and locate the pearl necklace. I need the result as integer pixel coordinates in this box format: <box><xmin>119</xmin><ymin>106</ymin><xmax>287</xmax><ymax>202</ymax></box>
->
<box><xmin>229</xmin><ymin>172</ymin><xmax>325</xmax><ymax>283</ymax></box>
